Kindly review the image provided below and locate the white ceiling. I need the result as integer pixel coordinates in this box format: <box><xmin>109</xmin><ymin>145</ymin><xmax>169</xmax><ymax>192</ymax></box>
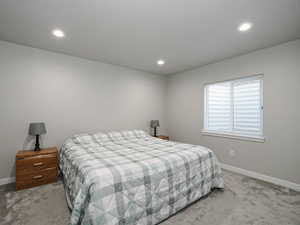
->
<box><xmin>0</xmin><ymin>0</ymin><xmax>300</xmax><ymax>75</ymax></box>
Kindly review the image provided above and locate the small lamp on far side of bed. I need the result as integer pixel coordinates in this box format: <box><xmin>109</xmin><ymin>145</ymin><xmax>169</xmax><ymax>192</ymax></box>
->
<box><xmin>29</xmin><ymin>122</ymin><xmax>47</xmax><ymax>151</ymax></box>
<box><xmin>150</xmin><ymin>120</ymin><xmax>160</xmax><ymax>137</ymax></box>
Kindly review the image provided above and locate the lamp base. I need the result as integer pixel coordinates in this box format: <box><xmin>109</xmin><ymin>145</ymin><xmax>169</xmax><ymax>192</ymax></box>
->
<box><xmin>154</xmin><ymin>127</ymin><xmax>157</xmax><ymax>137</ymax></box>
<box><xmin>34</xmin><ymin>135</ymin><xmax>41</xmax><ymax>151</ymax></box>
<box><xmin>34</xmin><ymin>147</ymin><xmax>41</xmax><ymax>151</ymax></box>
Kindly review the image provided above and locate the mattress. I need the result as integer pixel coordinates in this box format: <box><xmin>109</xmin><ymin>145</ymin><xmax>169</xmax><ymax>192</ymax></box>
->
<box><xmin>59</xmin><ymin>130</ymin><xmax>224</xmax><ymax>225</ymax></box>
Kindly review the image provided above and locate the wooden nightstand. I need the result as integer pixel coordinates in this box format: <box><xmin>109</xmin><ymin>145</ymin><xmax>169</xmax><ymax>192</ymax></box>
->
<box><xmin>16</xmin><ymin>147</ymin><xmax>58</xmax><ymax>190</ymax></box>
<box><xmin>156</xmin><ymin>135</ymin><xmax>170</xmax><ymax>140</ymax></box>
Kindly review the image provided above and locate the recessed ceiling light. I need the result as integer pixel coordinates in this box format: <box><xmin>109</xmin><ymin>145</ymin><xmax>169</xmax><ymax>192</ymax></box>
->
<box><xmin>238</xmin><ymin>22</ymin><xmax>253</xmax><ymax>32</ymax></box>
<box><xmin>157</xmin><ymin>60</ymin><xmax>165</xmax><ymax>66</ymax></box>
<box><xmin>52</xmin><ymin>29</ymin><xmax>65</xmax><ymax>38</ymax></box>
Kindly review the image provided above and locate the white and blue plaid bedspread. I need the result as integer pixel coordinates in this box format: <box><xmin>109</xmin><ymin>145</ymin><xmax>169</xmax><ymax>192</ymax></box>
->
<box><xmin>60</xmin><ymin>130</ymin><xmax>224</xmax><ymax>225</ymax></box>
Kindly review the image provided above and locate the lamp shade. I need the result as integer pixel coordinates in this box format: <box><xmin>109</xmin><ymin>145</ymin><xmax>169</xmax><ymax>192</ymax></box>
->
<box><xmin>150</xmin><ymin>120</ymin><xmax>160</xmax><ymax>128</ymax></box>
<box><xmin>29</xmin><ymin>122</ymin><xmax>47</xmax><ymax>136</ymax></box>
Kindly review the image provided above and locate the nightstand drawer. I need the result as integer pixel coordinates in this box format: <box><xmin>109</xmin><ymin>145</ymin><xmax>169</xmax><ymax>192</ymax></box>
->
<box><xmin>16</xmin><ymin>167</ymin><xmax>58</xmax><ymax>190</ymax></box>
<box><xmin>16</xmin><ymin>154</ymin><xmax>57</xmax><ymax>174</ymax></box>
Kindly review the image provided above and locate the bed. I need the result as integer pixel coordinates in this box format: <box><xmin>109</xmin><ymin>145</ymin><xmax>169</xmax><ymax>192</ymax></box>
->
<box><xmin>59</xmin><ymin>130</ymin><xmax>224</xmax><ymax>225</ymax></box>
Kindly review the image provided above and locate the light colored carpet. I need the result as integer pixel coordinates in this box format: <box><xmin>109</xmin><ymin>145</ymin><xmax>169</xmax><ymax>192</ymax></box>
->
<box><xmin>0</xmin><ymin>170</ymin><xmax>299</xmax><ymax>225</ymax></box>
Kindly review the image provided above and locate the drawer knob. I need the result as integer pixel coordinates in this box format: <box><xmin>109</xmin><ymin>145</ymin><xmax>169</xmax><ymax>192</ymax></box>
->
<box><xmin>33</xmin><ymin>162</ymin><xmax>43</xmax><ymax>167</ymax></box>
<box><xmin>33</xmin><ymin>175</ymin><xmax>43</xmax><ymax>179</ymax></box>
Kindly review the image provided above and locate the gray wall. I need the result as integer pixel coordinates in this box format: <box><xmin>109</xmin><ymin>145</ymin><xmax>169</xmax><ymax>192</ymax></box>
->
<box><xmin>0</xmin><ymin>40</ymin><xmax>167</xmax><ymax>179</ymax></box>
<box><xmin>166</xmin><ymin>39</ymin><xmax>300</xmax><ymax>184</ymax></box>
<box><xmin>1</xmin><ymin>38</ymin><xmax>300</xmax><ymax>185</ymax></box>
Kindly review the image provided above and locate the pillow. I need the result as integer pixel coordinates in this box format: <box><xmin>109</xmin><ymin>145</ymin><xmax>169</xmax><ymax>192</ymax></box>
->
<box><xmin>93</xmin><ymin>132</ymin><xmax>110</xmax><ymax>143</ymax></box>
<box><xmin>72</xmin><ymin>133</ymin><xmax>94</xmax><ymax>144</ymax></box>
<box><xmin>121</xmin><ymin>130</ymin><xmax>136</xmax><ymax>139</ymax></box>
<box><xmin>107</xmin><ymin>131</ymin><xmax>123</xmax><ymax>141</ymax></box>
<box><xmin>133</xmin><ymin>130</ymin><xmax>148</xmax><ymax>138</ymax></box>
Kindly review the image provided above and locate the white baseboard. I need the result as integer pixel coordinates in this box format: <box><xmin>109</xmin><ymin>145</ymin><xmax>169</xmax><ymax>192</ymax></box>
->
<box><xmin>0</xmin><ymin>177</ymin><xmax>15</xmax><ymax>186</ymax></box>
<box><xmin>221</xmin><ymin>163</ymin><xmax>300</xmax><ymax>192</ymax></box>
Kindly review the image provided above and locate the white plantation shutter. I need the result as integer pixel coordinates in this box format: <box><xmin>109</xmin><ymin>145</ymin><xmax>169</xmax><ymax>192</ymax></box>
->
<box><xmin>233</xmin><ymin>79</ymin><xmax>262</xmax><ymax>136</ymax></box>
<box><xmin>204</xmin><ymin>75</ymin><xmax>263</xmax><ymax>138</ymax></box>
<box><xmin>206</xmin><ymin>83</ymin><xmax>231</xmax><ymax>131</ymax></box>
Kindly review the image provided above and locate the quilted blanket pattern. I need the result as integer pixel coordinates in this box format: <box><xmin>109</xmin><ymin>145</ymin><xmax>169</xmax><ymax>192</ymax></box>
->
<box><xmin>60</xmin><ymin>130</ymin><xmax>224</xmax><ymax>225</ymax></box>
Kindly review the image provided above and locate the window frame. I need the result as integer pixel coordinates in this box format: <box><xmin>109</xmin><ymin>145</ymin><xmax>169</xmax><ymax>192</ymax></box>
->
<box><xmin>202</xmin><ymin>74</ymin><xmax>265</xmax><ymax>142</ymax></box>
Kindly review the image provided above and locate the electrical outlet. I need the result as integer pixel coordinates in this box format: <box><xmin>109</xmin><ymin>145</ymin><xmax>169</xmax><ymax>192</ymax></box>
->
<box><xmin>229</xmin><ymin>149</ymin><xmax>236</xmax><ymax>157</ymax></box>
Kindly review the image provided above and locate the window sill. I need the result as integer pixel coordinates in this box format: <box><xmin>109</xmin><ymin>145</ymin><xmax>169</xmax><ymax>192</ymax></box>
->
<box><xmin>201</xmin><ymin>130</ymin><xmax>265</xmax><ymax>143</ymax></box>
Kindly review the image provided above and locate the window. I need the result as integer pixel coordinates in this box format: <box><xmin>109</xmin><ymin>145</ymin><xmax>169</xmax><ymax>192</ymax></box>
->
<box><xmin>203</xmin><ymin>75</ymin><xmax>264</xmax><ymax>141</ymax></box>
